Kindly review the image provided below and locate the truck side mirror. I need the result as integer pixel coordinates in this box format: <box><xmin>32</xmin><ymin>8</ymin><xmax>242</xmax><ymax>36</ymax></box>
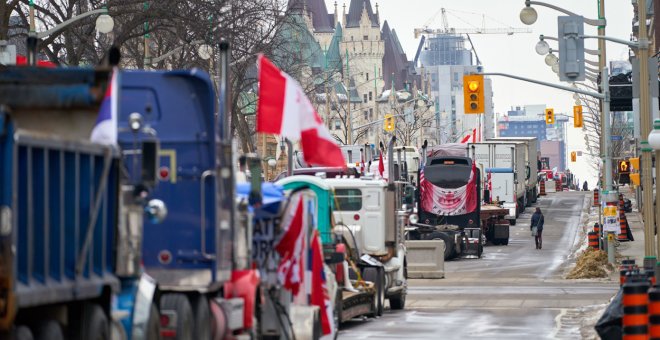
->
<box><xmin>141</xmin><ymin>139</ymin><xmax>159</xmax><ymax>187</ymax></box>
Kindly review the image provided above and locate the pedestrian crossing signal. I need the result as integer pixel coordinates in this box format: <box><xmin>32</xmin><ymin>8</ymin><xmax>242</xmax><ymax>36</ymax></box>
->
<box><xmin>573</xmin><ymin>106</ymin><xmax>583</xmax><ymax>128</ymax></box>
<box><xmin>619</xmin><ymin>160</ymin><xmax>630</xmax><ymax>174</ymax></box>
<box><xmin>463</xmin><ymin>75</ymin><xmax>484</xmax><ymax>114</ymax></box>
<box><xmin>545</xmin><ymin>108</ymin><xmax>555</xmax><ymax>125</ymax></box>
<box><xmin>570</xmin><ymin>151</ymin><xmax>577</xmax><ymax>162</ymax></box>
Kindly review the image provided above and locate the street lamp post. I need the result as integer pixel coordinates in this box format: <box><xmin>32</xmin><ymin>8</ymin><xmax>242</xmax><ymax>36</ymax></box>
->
<box><xmin>27</xmin><ymin>1</ymin><xmax>113</xmax><ymax>66</ymax></box>
<box><xmin>520</xmin><ymin>0</ymin><xmax>608</xmax><ymax>205</ymax></box>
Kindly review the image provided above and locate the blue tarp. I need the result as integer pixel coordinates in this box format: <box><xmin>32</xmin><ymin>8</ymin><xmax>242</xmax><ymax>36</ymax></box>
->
<box><xmin>236</xmin><ymin>182</ymin><xmax>285</xmax><ymax>216</ymax></box>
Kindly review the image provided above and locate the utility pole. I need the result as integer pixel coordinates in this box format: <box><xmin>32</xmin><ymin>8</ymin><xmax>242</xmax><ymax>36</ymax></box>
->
<box><xmin>638</xmin><ymin>2</ymin><xmax>657</xmax><ymax>266</ymax></box>
<box><xmin>597</xmin><ymin>0</ymin><xmax>606</xmax><ymax>190</ymax></box>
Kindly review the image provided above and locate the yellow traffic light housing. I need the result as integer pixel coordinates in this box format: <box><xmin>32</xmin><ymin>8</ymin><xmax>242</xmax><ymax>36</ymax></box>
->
<box><xmin>384</xmin><ymin>114</ymin><xmax>395</xmax><ymax>132</ymax></box>
<box><xmin>630</xmin><ymin>157</ymin><xmax>640</xmax><ymax>170</ymax></box>
<box><xmin>573</xmin><ymin>105</ymin><xmax>583</xmax><ymax>128</ymax></box>
<box><xmin>545</xmin><ymin>108</ymin><xmax>555</xmax><ymax>125</ymax></box>
<box><xmin>463</xmin><ymin>75</ymin><xmax>484</xmax><ymax>114</ymax></box>
<box><xmin>570</xmin><ymin>151</ymin><xmax>576</xmax><ymax>162</ymax></box>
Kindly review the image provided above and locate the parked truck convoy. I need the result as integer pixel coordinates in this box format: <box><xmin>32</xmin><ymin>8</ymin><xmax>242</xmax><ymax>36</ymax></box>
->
<box><xmin>277</xmin><ymin>137</ymin><xmax>409</xmax><ymax>324</ymax></box>
<box><xmin>0</xmin><ymin>66</ymin><xmax>163</xmax><ymax>339</ymax></box>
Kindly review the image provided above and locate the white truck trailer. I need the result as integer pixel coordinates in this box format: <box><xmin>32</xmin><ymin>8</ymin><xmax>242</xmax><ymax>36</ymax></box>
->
<box><xmin>468</xmin><ymin>142</ymin><xmax>526</xmax><ymax>225</ymax></box>
<box><xmin>488</xmin><ymin>137</ymin><xmax>539</xmax><ymax>206</ymax></box>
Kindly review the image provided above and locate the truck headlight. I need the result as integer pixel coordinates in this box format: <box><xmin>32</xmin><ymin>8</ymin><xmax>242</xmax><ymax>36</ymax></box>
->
<box><xmin>409</xmin><ymin>213</ymin><xmax>419</xmax><ymax>224</ymax></box>
<box><xmin>0</xmin><ymin>206</ymin><xmax>11</xmax><ymax>236</ymax></box>
<box><xmin>145</xmin><ymin>199</ymin><xmax>167</xmax><ymax>224</ymax></box>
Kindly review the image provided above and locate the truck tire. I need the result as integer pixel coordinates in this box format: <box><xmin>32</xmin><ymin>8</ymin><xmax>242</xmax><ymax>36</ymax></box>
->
<box><xmin>34</xmin><ymin>320</ymin><xmax>63</xmax><ymax>340</ymax></box>
<box><xmin>389</xmin><ymin>258</ymin><xmax>407</xmax><ymax>310</ymax></box>
<box><xmin>363</xmin><ymin>267</ymin><xmax>384</xmax><ymax>317</ymax></box>
<box><xmin>333</xmin><ymin>290</ymin><xmax>342</xmax><ymax>337</ymax></box>
<box><xmin>509</xmin><ymin>219</ymin><xmax>516</xmax><ymax>226</ymax></box>
<box><xmin>501</xmin><ymin>238</ymin><xmax>509</xmax><ymax>246</ymax></box>
<box><xmin>427</xmin><ymin>231</ymin><xmax>454</xmax><ymax>260</ymax></box>
<box><xmin>161</xmin><ymin>293</ymin><xmax>194</xmax><ymax>340</ymax></box>
<box><xmin>146</xmin><ymin>303</ymin><xmax>161</xmax><ymax>340</ymax></box>
<box><xmin>191</xmin><ymin>294</ymin><xmax>211</xmax><ymax>340</ymax></box>
<box><xmin>75</xmin><ymin>304</ymin><xmax>109</xmax><ymax>340</ymax></box>
<box><xmin>13</xmin><ymin>326</ymin><xmax>33</xmax><ymax>340</ymax></box>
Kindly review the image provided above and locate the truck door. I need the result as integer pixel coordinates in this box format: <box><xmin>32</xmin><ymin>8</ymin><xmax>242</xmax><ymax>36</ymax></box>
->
<box><xmin>363</xmin><ymin>187</ymin><xmax>386</xmax><ymax>255</ymax></box>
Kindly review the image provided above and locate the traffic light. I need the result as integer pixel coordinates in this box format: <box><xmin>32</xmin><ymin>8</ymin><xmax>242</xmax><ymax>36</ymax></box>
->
<box><xmin>618</xmin><ymin>160</ymin><xmax>630</xmax><ymax>174</ymax></box>
<box><xmin>573</xmin><ymin>105</ymin><xmax>583</xmax><ymax>128</ymax></box>
<box><xmin>384</xmin><ymin>114</ymin><xmax>395</xmax><ymax>132</ymax></box>
<box><xmin>463</xmin><ymin>75</ymin><xmax>484</xmax><ymax>114</ymax></box>
<box><xmin>545</xmin><ymin>108</ymin><xmax>555</xmax><ymax>125</ymax></box>
<box><xmin>570</xmin><ymin>151</ymin><xmax>576</xmax><ymax>162</ymax></box>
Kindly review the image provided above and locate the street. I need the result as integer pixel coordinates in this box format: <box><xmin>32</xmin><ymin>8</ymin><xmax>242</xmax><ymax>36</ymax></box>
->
<box><xmin>338</xmin><ymin>192</ymin><xmax>618</xmax><ymax>339</ymax></box>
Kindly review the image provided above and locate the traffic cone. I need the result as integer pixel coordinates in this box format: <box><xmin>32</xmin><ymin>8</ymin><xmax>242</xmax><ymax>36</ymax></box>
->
<box><xmin>593</xmin><ymin>189</ymin><xmax>600</xmax><ymax>207</ymax></box>
<box><xmin>649</xmin><ymin>285</ymin><xmax>660</xmax><ymax>339</ymax></box>
<box><xmin>619</xmin><ymin>201</ymin><xmax>634</xmax><ymax>242</ymax></box>
<box><xmin>555</xmin><ymin>180</ymin><xmax>561</xmax><ymax>192</ymax></box>
<box><xmin>539</xmin><ymin>180</ymin><xmax>546</xmax><ymax>196</ymax></box>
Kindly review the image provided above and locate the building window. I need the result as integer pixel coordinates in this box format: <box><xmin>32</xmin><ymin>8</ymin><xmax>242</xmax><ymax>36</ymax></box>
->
<box><xmin>369</xmin><ymin>92</ymin><xmax>373</xmax><ymax>101</ymax></box>
<box><xmin>454</xmin><ymin>72</ymin><xmax>459</xmax><ymax>82</ymax></box>
<box><xmin>369</xmin><ymin>108</ymin><xmax>373</xmax><ymax>119</ymax></box>
<box><xmin>366</xmin><ymin>73</ymin><xmax>369</xmax><ymax>81</ymax></box>
<box><xmin>334</xmin><ymin>119</ymin><xmax>341</xmax><ymax>130</ymax></box>
<box><xmin>351</xmin><ymin>36</ymin><xmax>354</xmax><ymax>41</ymax></box>
<box><xmin>363</xmin><ymin>94</ymin><xmax>368</xmax><ymax>103</ymax></box>
<box><xmin>363</xmin><ymin>35</ymin><xmax>368</xmax><ymax>40</ymax></box>
<box><xmin>364</xmin><ymin>111</ymin><xmax>368</xmax><ymax>120</ymax></box>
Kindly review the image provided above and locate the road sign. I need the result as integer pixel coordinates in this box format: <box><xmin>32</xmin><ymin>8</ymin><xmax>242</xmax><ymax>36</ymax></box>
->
<box><xmin>611</xmin><ymin>135</ymin><xmax>623</xmax><ymax>141</ymax></box>
<box><xmin>603</xmin><ymin>205</ymin><xmax>619</xmax><ymax>234</ymax></box>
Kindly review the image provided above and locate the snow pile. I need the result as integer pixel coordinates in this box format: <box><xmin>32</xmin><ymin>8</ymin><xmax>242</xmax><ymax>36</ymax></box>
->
<box><xmin>567</xmin><ymin>249</ymin><xmax>614</xmax><ymax>279</ymax></box>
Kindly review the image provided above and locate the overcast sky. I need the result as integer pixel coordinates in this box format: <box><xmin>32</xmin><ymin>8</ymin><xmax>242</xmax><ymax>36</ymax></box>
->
<box><xmin>326</xmin><ymin>0</ymin><xmax>635</xmax><ymax>185</ymax></box>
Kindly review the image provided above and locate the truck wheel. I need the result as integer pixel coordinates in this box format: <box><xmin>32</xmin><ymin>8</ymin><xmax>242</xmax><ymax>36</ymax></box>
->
<box><xmin>363</xmin><ymin>267</ymin><xmax>384</xmax><ymax>317</ymax></box>
<box><xmin>389</xmin><ymin>258</ymin><xmax>407</xmax><ymax>310</ymax></box>
<box><xmin>161</xmin><ymin>294</ymin><xmax>194</xmax><ymax>340</ymax></box>
<box><xmin>34</xmin><ymin>320</ymin><xmax>63</xmax><ymax>340</ymax></box>
<box><xmin>501</xmin><ymin>238</ymin><xmax>509</xmax><ymax>246</ymax></box>
<box><xmin>191</xmin><ymin>294</ymin><xmax>211</xmax><ymax>340</ymax></box>
<box><xmin>76</xmin><ymin>304</ymin><xmax>109</xmax><ymax>340</ymax></box>
<box><xmin>477</xmin><ymin>244</ymin><xmax>483</xmax><ymax>258</ymax></box>
<box><xmin>146</xmin><ymin>303</ymin><xmax>161</xmax><ymax>340</ymax></box>
<box><xmin>14</xmin><ymin>326</ymin><xmax>33</xmax><ymax>340</ymax></box>
<box><xmin>333</xmin><ymin>290</ymin><xmax>342</xmax><ymax>336</ymax></box>
<box><xmin>509</xmin><ymin>219</ymin><xmax>516</xmax><ymax>226</ymax></box>
<box><xmin>427</xmin><ymin>231</ymin><xmax>453</xmax><ymax>260</ymax></box>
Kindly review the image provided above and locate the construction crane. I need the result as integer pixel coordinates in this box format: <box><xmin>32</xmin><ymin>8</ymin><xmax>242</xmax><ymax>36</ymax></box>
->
<box><xmin>413</xmin><ymin>8</ymin><xmax>532</xmax><ymax>38</ymax></box>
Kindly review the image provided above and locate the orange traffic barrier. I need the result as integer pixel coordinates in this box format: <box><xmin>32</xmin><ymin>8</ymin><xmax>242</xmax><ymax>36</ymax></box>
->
<box><xmin>555</xmin><ymin>180</ymin><xmax>561</xmax><ymax>192</ymax></box>
<box><xmin>649</xmin><ymin>285</ymin><xmax>660</xmax><ymax>339</ymax></box>
<box><xmin>619</xmin><ymin>202</ymin><xmax>631</xmax><ymax>242</ymax></box>
<box><xmin>588</xmin><ymin>232</ymin><xmax>599</xmax><ymax>250</ymax></box>
<box><xmin>593</xmin><ymin>189</ymin><xmax>600</xmax><ymax>206</ymax></box>
<box><xmin>539</xmin><ymin>180</ymin><xmax>546</xmax><ymax>196</ymax></box>
<box><xmin>623</xmin><ymin>280</ymin><xmax>650</xmax><ymax>339</ymax></box>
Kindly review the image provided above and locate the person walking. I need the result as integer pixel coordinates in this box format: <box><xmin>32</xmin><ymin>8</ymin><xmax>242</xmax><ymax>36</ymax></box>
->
<box><xmin>582</xmin><ymin>180</ymin><xmax>589</xmax><ymax>192</ymax></box>
<box><xmin>531</xmin><ymin>207</ymin><xmax>545</xmax><ymax>249</ymax></box>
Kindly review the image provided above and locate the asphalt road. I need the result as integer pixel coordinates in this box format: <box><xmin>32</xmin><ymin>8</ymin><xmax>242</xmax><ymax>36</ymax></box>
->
<box><xmin>337</xmin><ymin>191</ymin><xmax>618</xmax><ymax>340</ymax></box>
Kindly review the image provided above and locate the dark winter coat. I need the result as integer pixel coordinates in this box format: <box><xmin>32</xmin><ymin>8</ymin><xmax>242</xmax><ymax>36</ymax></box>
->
<box><xmin>531</xmin><ymin>212</ymin><xmax>545</xmax><ymax>232</ymax></box>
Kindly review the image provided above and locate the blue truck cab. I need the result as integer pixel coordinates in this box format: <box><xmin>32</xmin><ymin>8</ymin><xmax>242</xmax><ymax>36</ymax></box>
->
<box><xmin>0</xmin><ymin>66</ymin><xmax>161</xmax><ymax>340</ymax></box>
<box><xmin>119</xmin><ymin>69</ymin><xmax>252</xmax><ymax>339</ymax></box>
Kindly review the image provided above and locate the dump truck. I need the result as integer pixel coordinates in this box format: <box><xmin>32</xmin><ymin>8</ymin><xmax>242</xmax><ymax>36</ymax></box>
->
<box><xmin>0</xmin><ymin>65</ymin><xmax>162</xmax><ymax>339</ymax></box>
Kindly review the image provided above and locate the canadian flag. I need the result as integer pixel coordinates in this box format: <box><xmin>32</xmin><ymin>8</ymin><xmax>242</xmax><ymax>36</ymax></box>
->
<box><xmin>274</xmin><ymin>195</ymin><xmax>306</xmax><ymax>295</ymax></box>
<box><xmin>257</xmin><ymin>55</ymin><xmax>345</xmax><ymax>167</ymax></box>
<box><xmin>308</xmin><ymin>230</ymin><xmax>335</xmax><ymax>336</ymax></box>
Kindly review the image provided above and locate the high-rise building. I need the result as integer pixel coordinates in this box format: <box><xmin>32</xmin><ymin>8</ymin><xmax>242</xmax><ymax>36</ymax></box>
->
<box><xmin>419</xmin><ymin>34</ymin><xmax>495</xmax><ymax>145</ymax></box>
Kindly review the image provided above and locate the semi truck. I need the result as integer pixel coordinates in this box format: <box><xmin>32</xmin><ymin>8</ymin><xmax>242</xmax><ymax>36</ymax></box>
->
<box><xmin>119</xmin><ymin>44</ymin><xmax>330</xmax><ymax>339</ymax></box>
<box><xmin>409</xmin><ymin>144</ymin><xmax>510</xmax><ymax>258</ymax></box>
<box><xmin>488</xmin><ymin>137</ymin><xmax>539</xmax><ymax>206</ymax></box>
<box><xmin>468</xmin><ymin>141</ymin><xmax>526</xmax><ymax>225</ymax></box>
<box><xmin>0</xmin><ymin>65</ymin><xmax>162</xmax><ymax>339</ymax></box>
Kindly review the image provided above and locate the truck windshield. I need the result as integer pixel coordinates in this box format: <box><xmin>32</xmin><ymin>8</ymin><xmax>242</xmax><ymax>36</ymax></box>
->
<box><xmin>334</xmin><ymin>188</ymin><xmax>362</xmax><ymax>211</ymax></box>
